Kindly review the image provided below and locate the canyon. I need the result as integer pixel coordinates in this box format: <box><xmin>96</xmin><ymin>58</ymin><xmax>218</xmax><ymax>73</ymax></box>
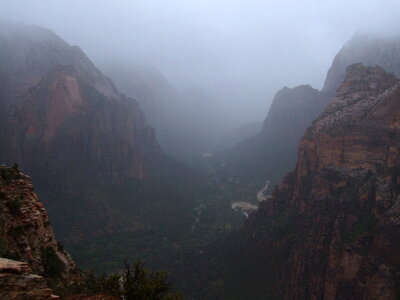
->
<box><xmin>1</xmin><ymin>20</ymin><xmax>400</xmax><ymax>300</ymax></box>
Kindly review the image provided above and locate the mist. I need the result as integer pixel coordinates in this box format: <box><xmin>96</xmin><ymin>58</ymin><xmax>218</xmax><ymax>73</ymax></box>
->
<box><xmin>2</xmin><ymin>0</ymin><xmax>400</xmax><ymax>125</ymax></box>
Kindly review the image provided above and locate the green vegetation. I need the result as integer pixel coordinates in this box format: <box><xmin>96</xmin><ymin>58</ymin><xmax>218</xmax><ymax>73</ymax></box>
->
<box><xmin>12</xmin><ymin>163</ymin><xmax>20</xmax><ymax>174</ymax></box>
<box><xmin>122</xmin><ymin>260</ymin><xmax>183</xmax><ymax>300</ymax></box>
<box><xmin>8</xmin><ymin>226</ymin><xmax>25</xmax><ymax>239</ymax></box>
<box><xmin>5</xmin><ymin>197</ymin><xmax>22</xmax><ymax>215</ymax></box>
<box><xmin>41</xmin><ymin>246</ymin><xmax>65</xmax><ymax>279</ymax></box>
<box><xmin>341</xmin><ymin>211</ymin><xmax>377</xmax><ymax>246</ymax></box>
<box><xmin>69</xmin><ymin>259</ymin><xmax>183</xmax><ymax>300</ymax></box>
<box><xmin>0</xmin><ymin>238</ymin><xmax>18</xmax><ymax>259</ymax></box>
<box><xmin>0</xmin><ymin>166</ymin><xmax>14</xmax><ymax>184</ymax></box>
<box><xmin>0</xmin><ymin>164</ymin><xmax>22</xmax><ymax>185</ymax></box>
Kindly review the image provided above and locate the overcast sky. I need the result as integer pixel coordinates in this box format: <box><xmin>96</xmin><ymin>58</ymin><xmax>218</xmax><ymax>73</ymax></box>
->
<box><xmin>1</xmin><ymin>0</ymin><xmax>400</xmax><ymax>123</ymax></box>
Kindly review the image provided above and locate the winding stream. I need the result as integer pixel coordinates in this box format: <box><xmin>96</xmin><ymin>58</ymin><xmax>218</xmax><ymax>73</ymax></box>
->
<box><xmin>231</xmin><ymin>179</ymin><xmax>270</xmax><ymax>217</ymax></box>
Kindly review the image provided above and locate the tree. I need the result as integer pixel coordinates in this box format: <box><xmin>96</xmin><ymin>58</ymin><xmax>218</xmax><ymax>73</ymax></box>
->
<box><xmin>122</xmin><ymin>259</ymin><xmax>183</xmax><ymax>300</ymax></box>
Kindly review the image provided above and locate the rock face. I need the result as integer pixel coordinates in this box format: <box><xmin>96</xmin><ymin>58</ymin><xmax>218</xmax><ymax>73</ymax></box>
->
<box><xmin>230</xmin><ymin>64</ymin><xmax>400</xmax><ymax>299</ymax></box>
<box><xmin>276</xmin><ymin>63</ymin><xmax>400</xmax><ymax>299</ymax></box>
<box><xmin>0</xmin><ymin>23</ymin><xmax>167</xmax><ymax>242</ymax></box>
<box><xmin>228</xmin><ymin>85</ymin><xmax>329</xmax><ymax>184</ymax></box>
<box><xmin>0</xmin><ymin>165</ymin><xmax>75</xmax><ymax>278</ymax></box>
<box><xmin>0</xmin><ymin>23</ymin><xmax>207</xmax><ymax>273</ymax></box>
<box><xmin>0</xmin><ymin>258</ymin><xmax>59</xmax><ymax>300</ymax></box>
<box><xmin>227</xmin><ymin>33</ymin><xmax>400</xmax><ymax>187</ymax></box>
<box><xmin>323</xmin><ymin>33</ymin><xmax>400</xmax><ymax>96</ymax></box>
<box><xmin>0</xmin><ymin>23</ymin><xmax>160</xmax><ymax>191</ymax></box>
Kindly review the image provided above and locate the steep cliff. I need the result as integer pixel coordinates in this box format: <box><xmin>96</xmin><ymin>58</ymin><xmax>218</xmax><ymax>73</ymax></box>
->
<box><xmin>0</xmin><ymin>258</ymin><xmax>60</xmax><ymax>300</ymax></box>
<box><xmin>0</xmin><ymin>23</ymin><xmax>205</xmax><ymax>272</ymax></box>
<box><xmin>228</xmin><ymin>85</ymin><xmax>329</xmax><ymax>184</ymax></box>
<box><xmin>275</xmin><ymin>63</ymin><xmax>400</xmax><ymax>299</ymax></box>
<box><xmin>0</xmin><ymin>165</ymin><xmax>79</xmax><ymax>299</ymax></box>
<box><xmin>227</xmin><ymin>33</ymin><xmax>400</xmax><ymax>188</ymax></box>
<box><xmin>0</xmin><ymin>23</ymin><xmax>160</xmax><ymax>190</ymax></box>
<box><xmin>173</xmin><ymin>64</ymin><xmax>400</xmax><ymax>300</ymax></box>
<box><xmin>220</xmin><ymin>64</ymin><xmax>400</xmax><ymax>300</ymax></box>
<box><xmin>0</xmin><ymin>165</ymin><xmax>75</xmax><ymax>278</ymax></box>
<box><xmin>323</xmin><ymin>33</ymin><xmax>400</xmax><ymax>95</ymax></box>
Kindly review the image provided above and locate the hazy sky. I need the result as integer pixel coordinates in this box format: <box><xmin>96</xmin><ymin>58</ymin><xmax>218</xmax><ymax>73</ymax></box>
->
<box><xmin>2</xmin><ymin>0</ymin><xmax>400</xmax><ymax>123</ymax></box>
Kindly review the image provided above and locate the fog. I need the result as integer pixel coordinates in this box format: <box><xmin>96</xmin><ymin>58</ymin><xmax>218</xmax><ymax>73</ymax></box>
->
<box><xmin>2</xmin><ymin>0</ymin><xmax>400</xmax><ymax>125</ymax></box>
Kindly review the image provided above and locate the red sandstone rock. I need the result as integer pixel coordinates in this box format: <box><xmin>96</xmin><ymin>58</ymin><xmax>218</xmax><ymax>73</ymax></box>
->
<box><xmin>262</xmin><ymin>64</ymin><xmax>400</xmax><ymax>299</ymax></box>
<box><xmin>0</xmin><ymin>258</ymin><xmax>60</xmax><ymax>300</ymax></box>
<box><xmin>0</xmin><ymin>166</ymin><xmax>75</xmax><ymax>277</ymax></box>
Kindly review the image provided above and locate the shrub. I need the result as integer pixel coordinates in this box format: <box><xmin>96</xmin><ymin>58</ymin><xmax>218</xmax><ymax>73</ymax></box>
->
<box><xmin>122</xmin><ymin>259</ymin><xmax>183</xmax><ymax>300</ymax></box>
<box><xmin>0</xmin><ymin>167</ymin><xmax>14</xmax><ymax>184</ymax></box>
<box><xmin>0</xmin><ymin>238</ymin><xmax>12</xmax><ymax>258</ymax></box>
<box><xmin>12</xmin><ymin>163</ymin><xmax>20</xmax><ymax>174</ymax></box>
<box><xmin>73</xmin><ymin>259</ymin><xmax>183</xmax><ymax>299</ymax></box>
<box><xmin>6</xmin><ymin>197</ymin><xmax>22</xmax><ymax>215</ymax></box>
<box><xmin>41</xmin><ymin>246</ymin><xmax>65</xmax><ymax>279</ymax></box>
<box><xmin>9</xmin><ymin>226</ymin><xmax>24</xmax><ymax>238</ymax></box>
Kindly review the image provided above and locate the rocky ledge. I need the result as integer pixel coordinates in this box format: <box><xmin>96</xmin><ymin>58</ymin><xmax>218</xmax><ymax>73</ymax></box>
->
<box><xmin>0</xmin><ymin>257</ymin><xmax>59</xmax><ymax>300</ymax></box>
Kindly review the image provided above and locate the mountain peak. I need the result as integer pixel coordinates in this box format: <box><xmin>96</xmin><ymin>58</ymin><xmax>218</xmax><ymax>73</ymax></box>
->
<box><xmin>322</xmin><ymin>33</ymin><xmax>400</xmax><ymax>95</ymax></box>
<box><xmin>336</xmin><ymin>63</ymin><xmax>397</xmax><ymax>96</ymax></box>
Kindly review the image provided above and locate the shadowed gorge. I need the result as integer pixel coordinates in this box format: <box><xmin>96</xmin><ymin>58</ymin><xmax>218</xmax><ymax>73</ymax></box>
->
<box><xmin>224</xmin><ymin>33</ymin><xmax>400</xmax><ymax>190</ymax></box>
<box><xmin>1</xmin><ymin>2</ymin><xmax>400</xmax><ymax>300</ymax></box>
<box><xmin>0</xmin><ymin>23</ymin><xmax>244</xmax><ymax>275</ymax></box>
<box><xmin>170</xmin><ymin>64</ymin><xmax>400</xmax><ymax>300</ymax></box>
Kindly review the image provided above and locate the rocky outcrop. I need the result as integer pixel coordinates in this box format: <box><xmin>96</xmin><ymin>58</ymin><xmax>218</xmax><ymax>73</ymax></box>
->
<box><xmin>0</xmin><ymin>23</ymin><xmax>160</xmax><ymax>191</ymax></box>
<box><xmin>236</xmin><ymin>64</ymin><xmax>400</xmax><ymax>299</ymax></box>
<box><xmin>0</xmin><ymin>23</ymin><xmax>206</xmax><ymax>273</ymax></box>
<box><xmin>323</xmin><ymin>33</ymin><xmax>400</xmax><ymax>96</ymax></box>
<box><xmin>0</xmin><ymin>258</ymin><xmax>60</xmax><ymax>300</ymax></box>
<box><xmin>65</xmin><ymin>295</ymin><xmax>118</xmax><ymax>300</ymax></box>
<box><xmin>275</xmin><ymin>63</ymin><xmax>400</xmax><ymax>299</ymax></box>
<box><xmin>228</xmin><ymin>85</ymin><xmax>329</xmax><ymax>184</ymax></box>
<box><xmin>227</xmin><ymin>33</ymin><xmax>400</xmax><ymax>187</ymax></box>
<box><xmin>0</xmin><ymin>23</ymin><xmax>167</xmax><ymax>243</ymax></box>
<box><xmin>0</xmin><ymin>165</ymin><xmax>75</xmax><ymax>278</ymax></box>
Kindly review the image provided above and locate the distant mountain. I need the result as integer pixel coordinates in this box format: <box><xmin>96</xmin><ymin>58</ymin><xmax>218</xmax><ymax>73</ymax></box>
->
<box><xmin>0</xmin><ymin>23</ymin><xmax>160</xmax><ymax>188</ymax></box>
<box><xmin>0</xmin><ymin>23</ymin><xmax>209</xmax><ymax>271</ymax></box>
<box><xmin>175</xmin><ymin>63</ymin><xmax>400</xmax><ymax>300</ymax></box>
<box><xmin>0</xmin><ymin>165</ymin><xmax>76</xmax><ymax>299</ymax></box>
<box><xmin>0</xmin><ymin>165</ymin><xmax>75</xmax><ymax>278</ymax></box>
<box><xmin>100</xmin><ymin>61</ymin><xmax>227</xmax><ymax>162</ymax></box>
<box><xmin>217</xmin><ymin>121</ymin><xmax>262</xmax><ymax>150</ymax></box>
<box><xmin>226</xmin><ymin>33</ymin><xmax>400</xmax><ymax>187</ymax></box>
<box><xmin>227</xmin><ymin>85</ymin><xmax>328</xmax><ymax>184</ymax></box>
<box><xmin>323</xmin><ymin>33</ymin><xmax>400</xmax><ymax>95</ymax></box>
<box><xmin>238</xmin><ymin>64</ymin><xmax>400</xmax><ymax>299</ymax></box>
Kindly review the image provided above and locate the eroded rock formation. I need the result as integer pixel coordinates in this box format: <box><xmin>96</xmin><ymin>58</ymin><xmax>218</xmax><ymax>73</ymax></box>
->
<box><xmin>228</xmin><ymin>85</ymin><xmax>329</xmax><ymax>184</ymax></box>
<box><xmin>246</xmin><ymin>64</ymin><xmax>400</xmax><ymax>299</ymax></box>
<box><xmin>323</xmin><ymin>33</ymin><xmax>400</xmax><ymax>95</ymax></box>
<box><xmin>0</xmin><ymin>23</ymin><xmax>166</xmax><ymax>244</ymax></box>
<box><xmin>227</xmin><ymin>33</ymin><xmax>400</xmax><ymax>187</ymax></box>
<box><xmin>0</xmin><ymin>258</ymin><xmax>60</xmax><ymax>300</ymax></box>
<box><xmin>0</xmin><ymin>23</ymin><xmax>160</xmax><ymax>191</ymax></box>
<box><xmin>0</xmin><ymin>165</ymin><xmax>75</xmax><ymax>278</ymax></box>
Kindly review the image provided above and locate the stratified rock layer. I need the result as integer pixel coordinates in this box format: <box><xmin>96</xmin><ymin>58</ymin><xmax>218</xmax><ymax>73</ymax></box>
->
<box><xmin>0</xmin><ymin>258</ymin><xmax>59</xmax><ymax>300</ymax></box>
<box><xmin>323</xmin><ymin>33</ymin><xmax>400</xmax><ymax>95</ymax></box>
<box><xmin>246</xmin><ymin>64</ymin><xmax>400</xmax><ymax>299</ymax></box>
<box><xmin>228</xmin><ymin>33</ymin><xmax>400</xmax><ymax>188</ymax></box>
<box><xmin>228</xmin><ymin>85</ymin><xmax>329</xmax><ymax>184</ymax></box>
<box><xmin>0</xmin><ymin>165</ymin><xmax>75</xmax><ymax>277</ymax></box>
<box><xmin>0</xmin><ymin>23</ymin><xmax>160</xmax><ymax>191</ymax></box>
<box><xmin>0</xmin><ymin>23</ymin><xmax>167</xmax><ymax>244</ymax></box>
